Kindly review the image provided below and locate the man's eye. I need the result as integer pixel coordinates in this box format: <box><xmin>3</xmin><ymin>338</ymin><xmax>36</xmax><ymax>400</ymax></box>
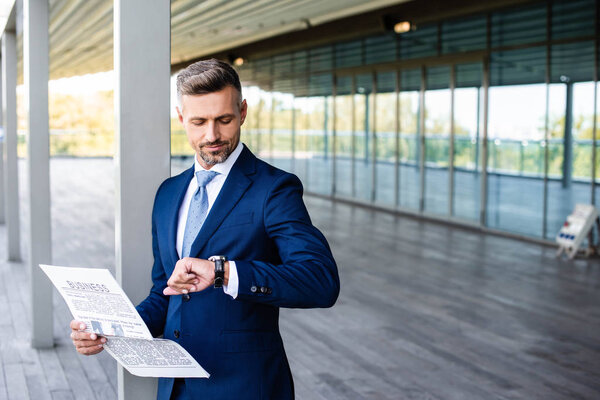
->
<box><xmin>192</xmin><ymin>121</ymin><xmax>205</xmax><ymax>126</ymax></box>
<box><xmin>220</xmin><ymin>118</ymin><xmax>232</xmax><ymax>124</ymax></box>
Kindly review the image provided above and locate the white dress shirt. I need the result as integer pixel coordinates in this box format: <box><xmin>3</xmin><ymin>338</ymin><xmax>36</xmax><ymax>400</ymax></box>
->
<box><xmin>175</xmin><ymin>141</ymin><xmax>243</xmax><ymax>298</ymax></box>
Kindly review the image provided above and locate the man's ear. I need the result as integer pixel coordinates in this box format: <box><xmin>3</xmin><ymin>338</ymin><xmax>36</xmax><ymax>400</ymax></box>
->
<box><xmin>239</xmin><ymin>99</ymin><xmax>248</xmax><ymax>126</ymax></box>
<box><xmin>176</xmin><ymin>106</ymin><xmax>184</xmax><ymax>124</ymax></box>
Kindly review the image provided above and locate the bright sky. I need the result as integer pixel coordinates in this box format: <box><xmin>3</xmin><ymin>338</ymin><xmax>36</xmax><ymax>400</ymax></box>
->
<box><xmin>48</xmin><ymin>71</ymin><xmax>181</xmax><ymax>117</ymax></box>
<box><xmin>49</xmin><ymin>71</ymin><xmax>114</xmax><ymax>94</ymax></box>
<box><xmin>0</xmin><ymin>0</ymin><xmax>11</xmax><ymax>33</ymax></box>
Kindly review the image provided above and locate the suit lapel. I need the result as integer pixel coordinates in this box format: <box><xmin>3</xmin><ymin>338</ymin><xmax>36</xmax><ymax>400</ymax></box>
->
<box><xmin>167</xmin><ymin>165</ymin><xmax>195</xmax><ymax>266</ymax></box>
<box><xmin>188</xmin><ymin>146</ymin><xmax>256</xmax><ymax>258</ymax></box>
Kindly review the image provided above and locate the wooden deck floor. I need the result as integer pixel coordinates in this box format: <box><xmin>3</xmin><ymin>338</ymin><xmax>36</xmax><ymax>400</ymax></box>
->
<box><xmin>1</xmin><ymin>158</ymin><xmax>599</xmax><ymax>400</ymax></box>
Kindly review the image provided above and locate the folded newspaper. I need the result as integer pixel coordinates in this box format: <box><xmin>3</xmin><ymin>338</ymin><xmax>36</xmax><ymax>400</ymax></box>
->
<box><xmin>40</xmin><ymin>264</ymin><xmax>209</xmax><ymax>378</ymax></box>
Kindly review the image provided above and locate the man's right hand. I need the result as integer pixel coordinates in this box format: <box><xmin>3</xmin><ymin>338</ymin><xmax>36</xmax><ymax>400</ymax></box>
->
<box><xmin>70</xmin><ymin>320</ymin><xmax>106</xmax><ymax>356</ymax></box>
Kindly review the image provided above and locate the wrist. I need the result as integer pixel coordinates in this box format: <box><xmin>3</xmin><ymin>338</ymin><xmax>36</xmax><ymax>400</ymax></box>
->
<box><xmin>224</xmin><ymin>261</ymin><xmax>229</xmax><ymax>286</ymax></box>
<box><xmin>208</xmin><ymin>255</ymin><xmax>227</xmax><ymax>288</ymax></box>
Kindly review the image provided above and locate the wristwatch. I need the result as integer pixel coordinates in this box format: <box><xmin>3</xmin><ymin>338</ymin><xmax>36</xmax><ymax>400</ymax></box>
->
<box><xmin>209</xmin><ymin>255</ymin><xmax>227</xmax><ymax>288</ymax></box>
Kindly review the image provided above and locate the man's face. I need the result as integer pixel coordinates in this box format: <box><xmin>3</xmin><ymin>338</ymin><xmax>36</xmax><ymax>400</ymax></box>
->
<box><xmin>177</xmin><ymin>86</ymin><xmax>247</xmax><ymax>169</ymax></box>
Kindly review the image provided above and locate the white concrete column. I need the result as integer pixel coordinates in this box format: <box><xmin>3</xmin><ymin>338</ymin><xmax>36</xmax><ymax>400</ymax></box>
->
<box><xmin>24</xmin><ymin>0</ymin><xmax>53</xmax><ymax>348</ymax></box>
<box><xmin>114</xmin><ymin>0</ymin><xmax>170</xmax><ymax>398</ymax></box>
<box><xmin>2</xmin><ymin>31</ymin><xmax>20</xmax><ymax>262</ymax></box>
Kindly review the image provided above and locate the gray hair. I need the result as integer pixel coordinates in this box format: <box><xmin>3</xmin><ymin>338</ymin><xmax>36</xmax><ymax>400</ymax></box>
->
<box><xmin>176</xmin><ymin>58</ymin><xmax>242</xmax><ymax>103</ymax></box>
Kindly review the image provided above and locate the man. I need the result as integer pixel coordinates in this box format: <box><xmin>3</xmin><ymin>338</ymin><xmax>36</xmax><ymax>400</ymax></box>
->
<box><xmin>69</xmin><ymin>58</ymin><xmax>340</xmax><ymax>399</ymax></box>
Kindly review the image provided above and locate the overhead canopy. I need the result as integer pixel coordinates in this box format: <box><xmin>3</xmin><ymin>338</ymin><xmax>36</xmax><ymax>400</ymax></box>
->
<box><xmin>7</xmin><ymin>0</ymin><xmax>412</xmax><ymax>80</ymax></box>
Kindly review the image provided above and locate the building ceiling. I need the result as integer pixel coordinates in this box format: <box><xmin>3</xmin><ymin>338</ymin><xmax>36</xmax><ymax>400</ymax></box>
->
<box><xmin>34</xmin><ymin>0</ymin><xmax>411</xmax><ymax>80</ymax></box>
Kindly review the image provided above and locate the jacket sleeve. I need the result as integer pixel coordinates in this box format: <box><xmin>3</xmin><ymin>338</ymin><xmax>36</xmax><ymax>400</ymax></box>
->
<box><xmin>234</xmin><ymin>173</ymin><xmax>340</xmax><ymax>308</ymax></box>
<box><xmin>135</xmin><ymin>184</ymin><xmax>170</xmax><ymax>337</ymax></box>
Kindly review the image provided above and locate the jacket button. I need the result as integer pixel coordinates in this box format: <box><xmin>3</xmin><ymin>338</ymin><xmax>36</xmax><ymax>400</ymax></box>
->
<box><xmin>174</xmin><ymin>330</ymin><xmax>180</xmax><ymax>338</ymax></box>
<box><xmin>250</xmin><ymin>285</ymin><xmax>257</xmax><ymax>293</ymax></box>
<box><xmin>260</xmin><ymin>286</ymin><xmax>267</xmax><ymax>294</ymax></box>
<box><xmin>182</xmin><ymin>293</ymin><xmax>190</xmax><ymax>302</ymax></box>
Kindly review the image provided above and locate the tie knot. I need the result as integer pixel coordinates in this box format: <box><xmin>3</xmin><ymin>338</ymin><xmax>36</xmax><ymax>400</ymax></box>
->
<box><xmin>195</xmin><ymin>170</ymin><xmax>219</xmax><ymax>187</ymax></box>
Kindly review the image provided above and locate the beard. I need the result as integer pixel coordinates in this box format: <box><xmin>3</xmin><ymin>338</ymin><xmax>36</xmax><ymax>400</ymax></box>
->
<box><xmin>197</xmin><ymin>138</ymin><xmax>237</xmax><ymax>166</ymax></box>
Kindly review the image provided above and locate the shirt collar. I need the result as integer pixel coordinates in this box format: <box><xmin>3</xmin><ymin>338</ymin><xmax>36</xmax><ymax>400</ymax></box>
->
<box><xmin>194</xmin><ymin>141</ymin><xmax>243</xmax><ymax>178</ymax></box>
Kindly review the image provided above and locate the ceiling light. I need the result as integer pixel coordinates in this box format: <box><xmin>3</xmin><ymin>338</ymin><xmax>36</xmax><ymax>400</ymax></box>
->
<box><xmin>233</xmin><ymin>57</ymin><xmax>244</xmax><ymax>66</ymax></box>
<box><xmin>394</xmin><ymin>21</ymin><xmax>411</xmax><ymax>34</ymax></box>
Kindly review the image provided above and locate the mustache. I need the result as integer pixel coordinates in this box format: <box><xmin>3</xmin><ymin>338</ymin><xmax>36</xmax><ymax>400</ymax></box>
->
<box><xmin>200</xmin><ymin>140</ymin><xmax>229</xmax><ymax>149</ymax></box>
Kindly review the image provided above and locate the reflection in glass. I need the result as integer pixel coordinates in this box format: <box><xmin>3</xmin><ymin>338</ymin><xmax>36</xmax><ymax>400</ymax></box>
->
<box><xmin>375</xmin><ymin>71</ymin><xmax>397</xmax><ymax>205</ymax></box>
<box><xmin>453</xmin><ymin>87</ymin><xmax>482</xmax><ymax>222</ymax></box>
<box><xmin>271</xmin><ymin>91</ymin><xmax>294</xmax><ymax>172</ymax></box>
<box><xmin>293</xmin><ymin>97</ymin><xmax>310</xmax><ymax>184</ymax></box>
<box><xmin>335</xmin><ymin>76</ymin><xmax>353</xmax><ymax>197</ymax></box>
<box><xmin>596</xmin><ymin>82</ymin><xmax>600</xmax><ymax>212</ymax></box>
<box><xmin>424</xmin><ymin>66</ymin><xmax>450</xmax><ymax>216</ymax></box>
<box><xmin>354</xmin><ymin>74</ymin><xmax>373</xmax><ymax>201</ymax></box>
<box><xmin>241</xmin><ymin>59</ymin><xmax>598</xmax><ymax>242</ymax></box>
<box><xmin>300</xmin><ymin>96</ymin><xmax>331</xmax><ymax>195</ymax></box>
<box><xmin>487</xmin><ymin>84</ymin><xmax>546</xmax><ymax>237</ymax></box>
<box><xmin>398</xmin><ymin>69</ymin><xmax>420</xmax><ymax>210</ymax></box>
<box><xmin>546</xmin><ymin>81</ymin><xmax>597</xmax><ymax>239</ymax></box>
<box><xmin>241</xmin><ymin>86</ymin><xmax>263</xmax><ymax>153</ymax></box>
<box><xmin>257</xmin><ymin>90</ymin><xmax>272</xmax><ymax>160</ymax></box>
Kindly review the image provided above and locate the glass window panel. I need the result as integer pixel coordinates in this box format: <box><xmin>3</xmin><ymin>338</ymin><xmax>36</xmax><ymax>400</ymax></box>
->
<box><xmin>293</xmin><ymin>50</ymin><xmax>308</xmax><ymax>74</ymax></box>
<box><xmin>365</xmin><ymin>34</ymin><xmax>396</xmax><ymax>65</ymax></box>
<box><xmin>301</xmin><ymin>94</ymin><xmax>332</xmax><ymax>195</ymax></box>
<box><xmin>293</xmin><ymin>76</ymin><xmax>309</xmax><ymax>98</ymax></box>
<box><xmin>572</xmin><ymin>82</ymin><xmax>597</xmax><ymax>181</ymax></box>
<box><xmin>335</xmin><ymin>76</ymin><xmax>354</xmax><ymax>197</ymax></box>
<box><xmin>241</xmin><ymin>85</ymin><xmax>263</xmax><ymax>154</ymax></box>
<box><xmin>490</xmin><ymin>47</ymin><xmax>547</xmax><ymax>86</ymax></box>
<box><xmin>552</xmin><ymin>0</ymin><xmax>595</xmax><ymax>40</ymax></box>
<box><xmin>335</xmin><ymin>40</ymin><xmax>362</xmax><ymax>68</ymax></box>
<box><xmin>595</xmin><ymin>82</ymin><xmax>599</xmax><ymax>212</ymax></box>
<box><xmin>253</xmin><ymin>58</ymin><xmax>272</xmax><ymax>84</ymax></box>
<box><xmin>442</xmin><ymin>15</ymin><xmax>487</xmax><ymax>54</ymax></box>
<box><xmin>309</xmin><ymin>46</ymin><xmax>333</xmax><ymax>72</ymax></box>
<box><xmin>354</xmin><ymin>74</ymin><xmax>373</xmax><ymax>201</ymax></box>
<box><xmin>305</xmin><ymin>75</ymin><xmax>334</xmax><ymax>195</ymax></box>
<box><xmin>375</xmin><ymin>71</ymin><xmax>397</xmax><ymax>205</ymax></box>
<box><xmin>491</xmin><ymin>3</ymin><xmax>546</xmax><ymax>47</ymax></box>
<box><xmin>427</xmin><ymin>65</ymin><xmax>449</xmax><ymax>90</ymax></box>
<box><xmin>546</xmin><ymin>82</ymin><xmax>593</xmax><ymax>239</ymax></box>
<box><xmin>273</xmin><ymin>54</ymin><xmax>292</xmax><ymax>79</ymax></box>
<box><xmin>399</xmin><ymin>24</ymin><xmax>438</xmax><ymax>60</ymax></box>
<box><xmin>424</xmin><ymin>66</ymin><xmax>451</xmax><ymax>216</ymax></box>
<box><xmin>453</xmin><ymin>62</ymin><xmax>483</xmax><ymax>223</ymax></box>
<box><xmin>259</xmin><ymin>90</ymin><xmax>273</xmax><ymax>161</ymax></box>
<box><xmin>271</xmin><ymin>91</ymin><xmax>294</xmax><ymax>172</ymax></box>
<box><xmin>487</xmin><ymin>83</ymin><xmax>547</xmax><ymax>237</ymax></box>
<box><xmin>398</xmin><ymin>69</ymin><xmax>421</xmax><ymax>210</ymax></box>
<box><xmin>237</xmin><ymin>62</ymin><xmax>253</xmax><ymax>83</ymax></box>
<box><xmin>453</xmin><ymin>86</ymin><xmax>482</xmax><ymax>222</ymax></box>
<box><xmin>294</xmin><ymin>97</ymin><xmax>310</xmax><ymax>183</ymax></box>
<box><xmin>309</xmin><ymin>73</ymin><xmax>333</xmax><ymax>97</ymax></box>
<box><xmin>456</xmin><ymin>63</ymin><xmax>483</xmax><ymax>88</ymax></box>
<box><xmin>551</xmin><ymin>41</ymin><xmax>595</xmax><ymax>83</ymax></box>
<box><xmin>272</xmin><ymin>76</ymin><xmax>294</xmax><ymax>93</ymax></box>
<box><xmin>401</xmin><ymin>68</ymin><xmax>421</xmax><ymax>91</ymax></box>
<box><xmin>324</xmin><ymin>95</ymin><xmax>335</xmax><ymax>194</ymax></box>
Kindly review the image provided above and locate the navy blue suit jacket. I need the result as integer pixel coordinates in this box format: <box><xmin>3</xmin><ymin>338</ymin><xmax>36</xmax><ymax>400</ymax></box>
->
<box><xmin>136</xmin><ymin>145</ymin><xmax>340</xmax><ymax>400</ymax></box>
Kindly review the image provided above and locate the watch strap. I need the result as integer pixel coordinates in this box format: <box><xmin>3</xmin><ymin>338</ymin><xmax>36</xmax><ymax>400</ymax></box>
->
<box><xmin>209</xmin><ymin>255</ymin><xmax>227</xmax><ymax>288</ymax></box>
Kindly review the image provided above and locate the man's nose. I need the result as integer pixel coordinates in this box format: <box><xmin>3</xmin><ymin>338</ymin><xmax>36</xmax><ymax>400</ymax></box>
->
<box><xmin>205</xmin><ymin>120</ymin><xmax>219</xmax><ymax>142</ymax></box>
